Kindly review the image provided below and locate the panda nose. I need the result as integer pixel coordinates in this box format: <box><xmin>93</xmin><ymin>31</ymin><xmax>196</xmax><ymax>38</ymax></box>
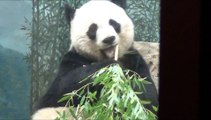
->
<box><xmin>103</xmin><ymin>36</ymin><xmax>115</xmax><ymax>44</ymax></box>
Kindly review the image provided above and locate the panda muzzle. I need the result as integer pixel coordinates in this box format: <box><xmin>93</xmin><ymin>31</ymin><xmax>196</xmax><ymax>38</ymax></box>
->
<box><xmin>101</xmin><ymin>45</ymin><xmax>117</xmax><ymax>59</ymax></box>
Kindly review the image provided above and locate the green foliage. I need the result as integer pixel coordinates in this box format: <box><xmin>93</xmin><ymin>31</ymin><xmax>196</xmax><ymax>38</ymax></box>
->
<box><xmin>55</xmin><ymin>110</ymin><xmax>70</xmax><ymax>120</ymax></box>
<box><xmin>24</xmin><ymin>0</ymin><xmax>90</xmax><ymax>110</ymax></box>
<box><xmin>127</xmin><ymin>0</ymin><xmax>160</xmax><ymax>42</ymax></box>
<box><xmin>27</xmin><ymin>0</ymin><xmax>71</xmax><ymax>108</ymax></box>
<box><xmin>57</xmin><ymin>64</ymin><xmax>157</xmax><ymax>120</ymax></box>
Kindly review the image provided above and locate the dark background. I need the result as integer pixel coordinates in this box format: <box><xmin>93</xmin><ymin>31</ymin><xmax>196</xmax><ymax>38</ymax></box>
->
<box><xmin>159</xmin><ymin>0</ymin><xmax>200</xmax><ymax>119</ymax></box>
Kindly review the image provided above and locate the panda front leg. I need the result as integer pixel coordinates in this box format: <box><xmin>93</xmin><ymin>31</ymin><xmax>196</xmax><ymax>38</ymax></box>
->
<box><xmin>119</xmin><ymin>50</ymin><xmax>158</xmax><ymax>114</ymax></box>
<box><xmin>135</xmin><ymin>55</ymin><xmax>158</xmax><ymax>114</ymax></box>
<box><xmin>34</xmin><ymin>60</ymin><xmax>118</xmax><ymax>110</ymax></box>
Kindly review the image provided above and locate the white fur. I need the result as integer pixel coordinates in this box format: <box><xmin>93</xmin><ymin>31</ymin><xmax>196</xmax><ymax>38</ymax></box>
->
<box><xmin>32</xmin><ymin>107</ymin><xmax>71</xmax><ymax>120</ymax></box>
<box><xmin>70</xmin><ymin>0</ymin><xmax>134</xmax><ymax>61</ymax></box>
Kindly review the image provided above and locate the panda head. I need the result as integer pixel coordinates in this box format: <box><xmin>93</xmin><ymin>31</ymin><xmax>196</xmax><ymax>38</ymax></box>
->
<box><xmin>65</xmin><ymin>0</ymin><xmax>134</xmax><ymax>61</ymax></box>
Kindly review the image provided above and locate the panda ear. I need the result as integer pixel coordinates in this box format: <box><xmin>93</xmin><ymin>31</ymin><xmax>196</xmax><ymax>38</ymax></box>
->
<box><xmin>64</xmin><ymin>3</ymin><xmax>75</xmax><ymax>23</ymax></box>
<box><xmin>110</xmin><ymin>0</ymin><xmax>127</xmax><ymax>9</ymax></box>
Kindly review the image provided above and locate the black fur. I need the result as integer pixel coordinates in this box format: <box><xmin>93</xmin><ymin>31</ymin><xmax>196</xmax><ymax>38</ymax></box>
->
<box><xmin>34</xmin><ymin>48</ymin><xmax>158</xmax><ymax>114</ymax></box>
<box><xmin>119</xmin><ymin>48</ymin><xmax>158</xmax><ymax>113</ymax></box>
<box><xmin>64</xmin><ymin>3</ymin><xmax>75</xmax><ymax>24</ymax></box>
<box><xmin>109</xmin><ymin>19</ymin><xmax>121</xmax><ymax>33</ymax></box>
<box><xmin>102</xmin><ymin>36</ymin><xmax>115</xmax><ymax>44</ymax></box>
<box><xmin>87</xmin><ymin>23</ymin><xmax>98</xmax><ymax>40</ymax></box>
<box><xmin>34</xmin><ymin>51</ymin><xmax>117</xmax><ymax>109</ymax></box>
<box><xmin>64</xmin><ymin>0</ymin><xmax>127</xmax><ymax>23</ymax></box>
<box><xmin>111</xmin><ymin>0</ymin><xmax>127</xmax><ymax>9</ymax></box>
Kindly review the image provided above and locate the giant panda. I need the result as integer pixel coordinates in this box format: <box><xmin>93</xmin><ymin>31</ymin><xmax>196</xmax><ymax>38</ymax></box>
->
<box><xmin>32</xmin><ymin>0</ymin><xmax>158</xmax><ymax>119</ymax></box>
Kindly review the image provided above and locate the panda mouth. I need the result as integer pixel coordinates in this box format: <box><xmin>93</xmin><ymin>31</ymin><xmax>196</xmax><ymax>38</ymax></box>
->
<box><xmin>100</xmin><ymin>45</ymin><xmax>117</xmax><ymax>59</ymax></box>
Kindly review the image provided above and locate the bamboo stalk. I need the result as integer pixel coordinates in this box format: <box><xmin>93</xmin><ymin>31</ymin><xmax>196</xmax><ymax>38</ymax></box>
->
<box><xmin>114</xmin><ymin>45</ymin><xmax>119</xmax><ymax>61</ymax></box>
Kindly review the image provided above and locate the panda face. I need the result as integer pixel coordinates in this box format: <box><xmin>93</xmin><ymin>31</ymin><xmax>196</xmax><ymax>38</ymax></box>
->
<box><xmin>85</xmin><ymin>19</ymin><xmax>120</xmax><ymax>59</ymax></box>
<box><xmin>69</xmin><ymin>1</ymin><xmax>134</xmax><ymax>61</ymax></box>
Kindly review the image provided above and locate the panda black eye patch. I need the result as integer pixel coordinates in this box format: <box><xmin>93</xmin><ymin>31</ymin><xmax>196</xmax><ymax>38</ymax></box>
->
<box><xmin>109</xmin><ymin>19</ymin><xmax>121</xmax><ymax>33</ymax></box>
<box><xmin>87</xmin><ymin>23</ymin><xmax>98</xmax><ymax>40</ymax></box>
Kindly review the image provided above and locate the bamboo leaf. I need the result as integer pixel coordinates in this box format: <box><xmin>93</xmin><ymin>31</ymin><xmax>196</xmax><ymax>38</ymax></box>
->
<box><xmin>57</xmin><ymin>95</ymin><xmax>70</xmax><ymax>103</ymax></box>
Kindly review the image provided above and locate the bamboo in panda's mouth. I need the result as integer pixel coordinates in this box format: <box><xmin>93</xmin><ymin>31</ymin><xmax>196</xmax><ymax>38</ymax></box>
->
<box><xmin>114</xmin><ymin>44</ymin><xmax>119</xmax><ymax>61</ymax></box>
<box><xmin>101</xmin><ymin>45</ymin><xmax>118</xmax><ymax>60</ymax></box>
